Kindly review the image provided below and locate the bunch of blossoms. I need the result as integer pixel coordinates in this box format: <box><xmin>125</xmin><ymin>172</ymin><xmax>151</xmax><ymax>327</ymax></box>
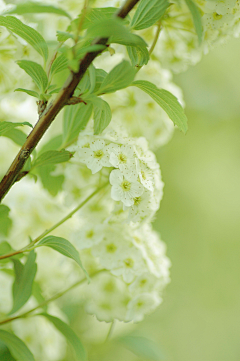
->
<box><xmin>136</xmin><ymin>0</ymin><xmax>240</xmax><ymax>73</ymax></box>
<box><xmin>1</xmin><ymin>0</ymin><xmax>231</xmax><ymax>359</ymax></box>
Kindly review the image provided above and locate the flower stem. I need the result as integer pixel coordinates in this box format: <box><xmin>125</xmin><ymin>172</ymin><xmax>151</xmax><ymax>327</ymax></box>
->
<box><xmin>0</xmin><ymin>183</ymin><xmax>108</xmax><ymax>260</ymax></box>
<box><xmin>149</xmin><ymin>21</ymin><xmax>162</xmax><ymax>57</ymax></box>
<box><xmin>0</xmin><ymin>270</ymin><xmax>105</xmax><ymax>326</ymax></box>
<box><xmin>105</xmin><ymin>320</ymin><xmax>115</xmax><ymax>342</ymax></box>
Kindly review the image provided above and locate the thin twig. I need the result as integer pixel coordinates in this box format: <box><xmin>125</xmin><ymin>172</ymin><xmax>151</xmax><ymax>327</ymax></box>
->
<box><xmin>0</xmin><ymin>0</ymin><xmax>140</xmax><ymax>202</ymax></box>
<box><xmin>0</xmin><ymin>183</ymin><xmax>108</xmax><ymax>261</ymax></box>
<box><xmin>149</xmin><ymin>21</ymin><xmax>162</xmax><ymax>57</ymax></box>
<box><xmin>0</xmin><ymin>270</ymin><xmax>105</xmax><ymax>326</ymax></box>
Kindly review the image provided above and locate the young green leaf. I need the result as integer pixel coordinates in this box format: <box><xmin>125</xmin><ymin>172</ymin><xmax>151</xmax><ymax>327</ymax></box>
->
<box><xmin>131</xmin><ymin>80</ymin><xmax>188</xmax><ymax>133</ymax></box>
<box><xmin>3</xmin><ymin>2</ymin><xmax>71</xmax><ymax>19</ymax></box>
<box><xmin>32</xmin><ymin>150</ymin><xmax>72</xmax><ymax>169</ymax></box>
<box><xmin>0</xmin><ymin>16</ymin><xmax>48</xmax><ymax>61</ymax></box>
<box><xmin>16</xmin><ymin>60</ymin><xmax>48</xmax><ymax>93</ymax></box>
<box><xmin>38</xmin><ymin>135</ymin><xmax>63</xmax><ymax>155</ymax></box>
<box><xmin>130</xmin><ymin>0</ymin><xmax>170</xmax><ymax>30</ymax></box>
<box><xmin>96</xmin><ymin>60</ymin><xmax>136</xmax><ymax>95</ymax></box>
<box><xmin>0</xmin><ymin>204</ymin><xmax>12</xmax><ymax>237</ymax></box>
<box><xmin>32</xmin><ymin>282</ymin><xmax>48</xmax><ymax>312</ymax></box>
<box><xmin>88</xmin><ymin>64</ymin><xmax>96</xmax><ymax>94</ymax></box>
<box><xmin>185</xmin><ymin>0</ymin><xmax>203</xmax><ymax>44</ymax></box>
<box><xmin>80</xmin><ymin>7</ymin><xmax>119</xmax><ymax>30</ymax></box>
<box><xmin>9</xmin><ymin>251</ymin><xmax>37</xmax><ymax>315</ymax></box>
<box><xmin>0</xmin><ymin>330</ymin><xmax>35</xmax><ymax>361</ymax></box>
<box><xmin>2</xmin><ymin>128</ymin><xmax>27</xmax><ymax>147</ymax></box>
<box><xmin>86</xmin><ymin>17</ymin><xmax>147</xmax><ymax>48</ymax></box>
<box><xmin>118</xmin><ymin>335</ymin><xmax>164</xmax><ymax>361</ymax></box>
<box><xmin>0</xmin><ymin>121</ymin><xmax>32</xmax><ymax>137</ymax></box>
<box><xmin>0</xmin><ymin>241</ymin><xmax>12</xmax><ymax>259</ymax></box>
<box><xmin>50</xmin><ymin>53</ymin><xmax>68</xmax><ymax>77</ymax></box>
<box><xmin>127</xmin><ymin>45</ymin><xmax>150</xmax><ymax>67</ymax></box>
<box><xmin>93</xmin><ymin>69</ymin><xmax>107</xmax><ymax>93</ymax></box>
<box><xmin>89</xmin><ymin>96</ymin><xmax>112</xmax><ymax>134</ymax></box>
<box><xmin>0</xmin><ymin>339</ymin><xmax>16</xmax><ymax>361</ymax></box>
<box><xmin>36</xmin><ymin>236</ymin><xmax>90</xmax><ymax>280</ymax></box>
<box><xmin>62</xmin><ymin>102</ymin><xmax>93</xmax><ymax>147</ymax></box>
<box><xmin>37</xmin><ymin>164</ymin><xmax>64</xmax><ymax>196</ymax></box>
<box><xmin>14</xmin><ymin>88</ymin><xmax>39</xmax><ymax>98</ymax></box>
<box><xmin>40</xmin><ymin>313</ymin><xmax>87</xmax><ymax>361</ymax></box>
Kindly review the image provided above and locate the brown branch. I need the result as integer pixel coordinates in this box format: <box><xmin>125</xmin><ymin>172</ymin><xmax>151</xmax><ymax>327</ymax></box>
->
<box><xmin>0</xmin><ymin>0</ymin><xmax>140</xmax><ymax>202</ymax></box>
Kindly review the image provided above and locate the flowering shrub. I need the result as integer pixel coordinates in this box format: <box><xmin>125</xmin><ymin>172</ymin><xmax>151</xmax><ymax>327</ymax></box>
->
<box><xmin>0</xmin><ymin>0</ymin><xmax>239</xmax><ymax>359</ymax></box>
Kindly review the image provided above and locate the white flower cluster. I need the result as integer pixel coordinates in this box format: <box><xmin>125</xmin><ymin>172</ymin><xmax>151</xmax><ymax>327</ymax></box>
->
<box><xmin>149</xmin><ymin>0</ymin><xmax>240</xmax><ymax>73</ymax></box>
<box><xmin>74</xmin><ymin>126</ymin><xmax>163</xmax><ymax>224</ymax></box>
<box><xmin>57</xmin><ymin>127</ymin><xmax>170</xmax><ymax>322</ymax></box>
<box><xmin>75</xmin><ymin>223</ymin><xmax>170</xmax><ymax>322</ymax></box>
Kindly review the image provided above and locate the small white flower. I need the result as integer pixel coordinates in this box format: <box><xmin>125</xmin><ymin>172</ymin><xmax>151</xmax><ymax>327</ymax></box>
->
<box><xmin>72</xmin><ymin>224</ymin><xmax>104</xmax><ymax>250</ymax></box>
<box><xmin>77</xmin><ymin>138</ymin><xmax>111</xmax><ymax>174</ymax></box>
<box><xmin>110</xmin><ymin>169</ymin><xmax>144</xmax><ymax>207</ymax></box>
<box><xmin>136</xmin><ymin>159</ymin><xmax>154</xmax><ymax>191</ymax></box>
<box><xmin>109</xmin><ymin>144</ymin><xmax>136</xmax><ymax>173</ymax></box>
<box><xmin>129</xmin><ymin>273</ymin><xmax>161</xmax><ymax>295</ymax></box>
<box><xmin>126</xmin><ymin>189</ymin><xmax>158</xmax><ymax>223</ymax></box>
<box><xmin>126</xmin><ymin>293</ymin><xmax>162</xmax><ymax>322</ymax></box>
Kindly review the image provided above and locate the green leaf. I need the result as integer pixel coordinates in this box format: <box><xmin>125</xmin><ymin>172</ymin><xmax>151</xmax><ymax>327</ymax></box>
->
<box><xmin>97</xmin><ymin>60</ymin><xmax>136</xmax><ymax>95</ymax></box>
<box><xmin>3</xmin><ymin>2</ymin><xmax>71</xmax><ymax>19</ymax></box>
<box><xmin>0</xmin><ymin>16</ymin><xmax>48</xmax><ymax>61</ymax></box>
<box><xmin>0</xmin><ymin>121</ymin><xmax>32</xmax><ymax>136</ymax></box>
<box><xmin>90</xmin><ymin>96</ymin><xmax>112</xmax><ymax>134</ymax></box>
<box><xmin>50</xmin><ymin>53</ymin><xmax>68</xmax><ymax>77</ymax></box>
<box><xmin>2</xmin><ymin>128</ymin><xmax>27</xmax><ymax>147</ymax></box>
<box><xmin>131</xmin><ymin>0</ymin><xmax>169</xmax><ymax>30</ymax></box>
<box><xmin>185</xmin><ymin>0</ymin><xmax>203</xmax><ymax>44</ymax></box>
<box><xmin>37</xmin><ymin>164</ymin><xmax>64</xmax><ymax>196</ymax></box>
<box><xmin>69</xmin><ymin>7</ymin><xmax>130</xmax><ymax>32</ymax></box>
<box><xmin>10</xmin><ymin>251</ymin><xmax>37</xmax><ymax>315</ymax></box>
<box><xmin>36</xmin><ymin>236</ymin><xmax>90</xmax><ymax>281</ymax></box>
<box><xmin>0</xmin><ymin>339</ymin><xmax>16</xmax><ymax>361</ymax></box>
<box><xmin>62</xmin><ymin>102</ymin><xmax>93</xmax><ymax>147</ymax></box>
<box><xmin>38</xmin><ymin>135</ymin><xmax>63</xmax><ymax>155</ymax></box>
<box><xmin>16</xmin><ymin>60</ymin><xmax>48</xmax><ymax>93</ymax></box>
<box><xmin>0</xmin><ymin>330</ymin><xmax>35</xmax><ymax>361</ymax></box>
<box><xmin>132</xmin><ymin>80</ymin><xmax>188</xmax><ymax>133</ymax></box>
<box><xmin>40</xmin><ymin>313</ymin><xmax>87</xmax><ymax>361</ymax></box>
<box><xmin>75</xmin><ymin>44</ymin><xmax>107</xmax><ymax>60</ymax></box>
<box><xmin>118</xmin><ymin>335</ymin><xmax>164</xmax><ymax>361</ymax></box>
<box><xmin>56</xmin><ymin>30</ymin><xmax>74</xmax><ymax>42</ymax></box>
<box><xmin>88</xmin><ymin>64</ymin><xmax>96</xmax><ymax>94</ymax></box>
<box><xmin>86</xmin><ymin>17</ymin><xmax>147</xmax><ymax>47</ymax></box>
<box><xmin>0</xmin><ymin>205</ymin><xmax>12</xmax><ymax>237</ymax></box>
<box><xmin>14</xmin><ymin>88</ymin><xmax>39</xmax><ymax>98</ymax></box>
<box><xmin>0</xmin><ymin>241</ymin><xmax>12</xmax><ymax>264</ymax></box>
<box><xmin>127</xmin><ymin>45</ymin><xmax>150</xmax><ymax>67</ymax></box>
<box><xmin>32</xmin><ymin>282</ymin><xmax>47</xmax><ymax>312</ymax></box>
<box><xmin>93</xmin><ymin>69</ymin><xmax>107</xmax><ymax>93</ymax></box>
<box><xmin>32</xmin><ymin>150</ymin><xmax>72</xmax><ymax>169</ymax></box>
<box><xmin>80</xmin><ymin>7</ymin><xmax>119</xmax><ymax>30</ymax></box>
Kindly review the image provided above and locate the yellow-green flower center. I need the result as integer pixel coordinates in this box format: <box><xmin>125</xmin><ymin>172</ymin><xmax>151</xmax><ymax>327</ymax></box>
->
<box><xmin>121</xmin><ymin>180</ymin><xmax>131</xmax><ymax>191</ymax></box>
<box><xmin>124</xmin><ymin>258</ymin><xmax>134</xmax><ymax>268</ymax></box>
<box><xmin>213</xmin><ymin>12</ymin><xmax>222</xmax><ymax>20</ymax></box>
<box><xmin>119</xmin><ymin>153</ymin><xmax>127</xmax><ymax>163</ymax></box>
<box><xmin>86</xmin><ymin>230</ymin><xmax>94</xmax><ymax>238</ymax></box>
<box><xmin>106</xmin><ymin>243</ymin><xmax>117</xmax><ymax>253</ymax></box>
<box><xmin>94</xmin><ymin>149</ymin><xmax>104</xmax><ymax>159</ymax></box>
<box><xmin>134</xmin><ymin>196</ymin><xmax>141</xmax><ymax>205</ymax></box>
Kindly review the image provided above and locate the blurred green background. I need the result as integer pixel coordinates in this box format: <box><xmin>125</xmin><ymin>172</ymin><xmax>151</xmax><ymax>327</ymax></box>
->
<box><xmin>145</xmin><ymin>38</ymin><xmax>240</xmax><ymax>361</ymax></box>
